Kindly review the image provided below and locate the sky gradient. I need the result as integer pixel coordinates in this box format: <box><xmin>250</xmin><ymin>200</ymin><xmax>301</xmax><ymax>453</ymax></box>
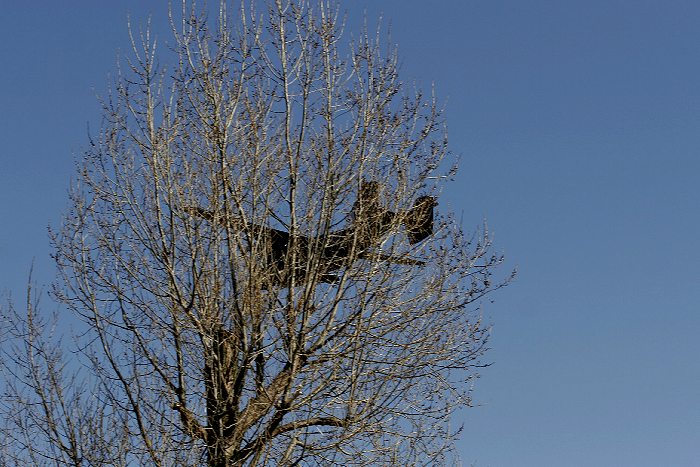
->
<box><xmin>1</xmin><ymin>1</ymin><xmax>699</xmax><ymax>465</ymax></box>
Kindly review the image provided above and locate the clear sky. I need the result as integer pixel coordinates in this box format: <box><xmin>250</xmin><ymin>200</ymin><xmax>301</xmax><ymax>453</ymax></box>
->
<box><xmin>2</xmin><ymin>1</ymin><xmax>699</xmax><ymax>465</ymax></box>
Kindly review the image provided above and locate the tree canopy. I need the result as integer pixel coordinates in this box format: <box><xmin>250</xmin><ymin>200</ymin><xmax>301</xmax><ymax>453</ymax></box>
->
<box><xmin>0</xmin><ymin>1</ymin><xmax>510</xmax><ymax>465</ymax></box>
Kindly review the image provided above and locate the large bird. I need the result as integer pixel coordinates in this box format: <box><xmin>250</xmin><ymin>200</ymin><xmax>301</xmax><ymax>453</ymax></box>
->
<box><xmin>186</xmin><ymin>183</ymin><xmax>436</xmax><ymax>287</ymax></box>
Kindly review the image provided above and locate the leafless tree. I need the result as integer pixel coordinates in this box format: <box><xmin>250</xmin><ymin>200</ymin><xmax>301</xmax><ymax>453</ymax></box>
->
<box><xmin>1</xmin><ymin>1</ymin><xmax>511</xmax><ymax>465</ymax></box>
<box><xmin>1</xmin><ymin>282</ymin><xmax>131</xmax><ymax>466</ymax></box>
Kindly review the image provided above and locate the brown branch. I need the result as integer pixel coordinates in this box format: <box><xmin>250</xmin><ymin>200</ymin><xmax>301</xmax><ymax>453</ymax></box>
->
<box><xmin>271</xmin><ymin>416</ymin><xmax>348</xmax><ymax>437</ymax></box>
<box><xmin>230</xmin><ymin>362</ymin><xmax>294</xmax><ymax>441</ymax></box>
<box><xmin>172</xmin><ymin>402</ymin><xmax>207</xmax><ymax>442</ymax></box>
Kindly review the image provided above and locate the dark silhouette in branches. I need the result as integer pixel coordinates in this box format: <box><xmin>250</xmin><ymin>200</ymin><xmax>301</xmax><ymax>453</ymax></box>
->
<box><xmin>186</xmin><ymin>182</ymin><xmax>436</xmax><ymax>288</ymax></box>
<box><xmin>405</xmin><ymin>196</ymin><xmax>438</xmax><ymax>244</ymax></box>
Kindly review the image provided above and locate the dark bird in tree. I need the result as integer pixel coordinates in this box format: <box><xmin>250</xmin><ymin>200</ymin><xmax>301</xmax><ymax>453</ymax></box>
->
<box><xmin>405</xmin><ymin>196</ymin><xmax>438</xmax><ymax>244</ymax></box>
<box><xmin>186</xmin><ymin>183</ymin><xmax>437</xmax><ymax>288</ymax></box>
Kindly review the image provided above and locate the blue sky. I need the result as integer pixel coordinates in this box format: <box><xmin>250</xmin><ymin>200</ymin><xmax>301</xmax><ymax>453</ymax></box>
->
<box><xmin>2</xmin><ymin>1</ymin><xmax>699</xmax><ymax>465</ymax></box>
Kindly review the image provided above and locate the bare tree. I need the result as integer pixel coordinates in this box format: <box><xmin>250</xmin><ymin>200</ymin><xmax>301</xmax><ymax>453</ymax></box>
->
<box><xmin>1</xmin><ymin>1</ymin><xmax>510</xmax><ymax>465</ymax></box>
<box><xmin>1</xmin><ymin>282</ymin><xmax>131</xmax><ymax>466</ymax></box>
